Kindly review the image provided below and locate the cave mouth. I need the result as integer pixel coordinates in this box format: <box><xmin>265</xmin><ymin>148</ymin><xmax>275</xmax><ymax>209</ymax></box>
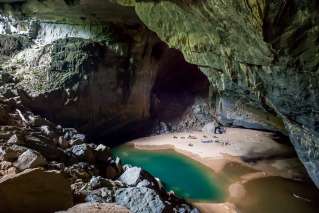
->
<box><xmin>150</xmin><ymin>42</ymin><xmax>210</xmax><ymax>128</ymax></box>
<box><xmin>104</xmin><ymin>43</ymin><xmax>210</xmax><ymax>145</ymax></box>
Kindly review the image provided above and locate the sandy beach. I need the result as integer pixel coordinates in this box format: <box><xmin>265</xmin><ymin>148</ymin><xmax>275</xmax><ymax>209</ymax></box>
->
<box><xmin>128</xmin><ymin>128</ymin><xmax>305</xmax><ymax>179</ymax></box>
<box><xmin>126</xmin><ymin>128</ymin><xmax>309</xmax><ymax>212</ymax></box>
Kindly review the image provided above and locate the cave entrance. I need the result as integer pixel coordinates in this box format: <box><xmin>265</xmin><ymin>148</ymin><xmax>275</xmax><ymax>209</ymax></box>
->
<box><xmin>102</xmin><ymin>42</ymin><xmax>211</xmax><ymax>145</ymax></box>
<box><xmin>150</xmin><ymin>42</ymin><xmax>210</xmax><ymax>133</ymax></box>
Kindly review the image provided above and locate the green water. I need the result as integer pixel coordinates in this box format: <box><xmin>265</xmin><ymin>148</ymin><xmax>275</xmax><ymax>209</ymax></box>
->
<box><xmin>113</xmin><ymin>145</ymin><xmax>224</xmax><ymax>202</ymax></box>
<box><xmin>113</xmin><ymin>145</ymin><xmax>319</xmax><ymax>213</ymax></box>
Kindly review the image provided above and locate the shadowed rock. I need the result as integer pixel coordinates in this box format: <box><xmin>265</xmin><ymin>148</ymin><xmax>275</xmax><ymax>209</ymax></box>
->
<box><xmin>0</xmin><ymin>168</ymin><xmax>73</xmax><ymax>213</ymax></box>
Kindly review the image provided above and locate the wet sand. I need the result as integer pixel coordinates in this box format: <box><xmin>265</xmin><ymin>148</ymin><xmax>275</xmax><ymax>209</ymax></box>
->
<box><xmin>193</xmin><ymin>202</ymin><xmax>237</xmax><ymax>213</ymax></box>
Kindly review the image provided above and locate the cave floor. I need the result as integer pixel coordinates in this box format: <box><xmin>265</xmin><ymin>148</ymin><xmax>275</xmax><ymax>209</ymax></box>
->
<box><xmin>128</xmin><ymin>128</ymin><xmax>303</xmax><ymax>179</ymax></box>
<box><xmin>123</xmin><ymin>128</ymin><xmax>319</xmax><ymax>212</ymax></box>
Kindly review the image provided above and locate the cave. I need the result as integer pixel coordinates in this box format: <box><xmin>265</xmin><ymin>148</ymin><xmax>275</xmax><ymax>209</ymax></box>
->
<box><xmin>150</xmin><ymin>42</ymin><xmax>210</xmax><ymax>132</ymax></box>
<box><xmin>98</xmin><ymin>42</ymin><xmax>211</xmax><ymax>144</ymax></box>
<box><xmin>0</xmin><ymin>1</ymin><xmax>319</xmax><ymax>213</ymax></box>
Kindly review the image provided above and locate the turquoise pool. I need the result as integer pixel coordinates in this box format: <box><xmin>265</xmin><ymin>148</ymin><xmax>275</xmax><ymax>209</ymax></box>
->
<box><xmin>113</xmin><ymin>145</ymin><xmax>224</xmax><ymax>202</ymax></box>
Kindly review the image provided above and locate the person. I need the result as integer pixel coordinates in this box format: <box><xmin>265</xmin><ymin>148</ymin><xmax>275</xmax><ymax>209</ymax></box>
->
<box><xmin>214</xmin><ymin>125</ymin><xmax>225</xmax><ymax>134</ymax></box>
<box><xmin>213</xmin><ymin>113</ymin><xmax>226</xmax><ymax>134</ymax></box>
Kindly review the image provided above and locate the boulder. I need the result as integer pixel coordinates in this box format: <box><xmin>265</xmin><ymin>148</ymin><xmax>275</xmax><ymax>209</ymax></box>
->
<box><xmin>0</xmin><ymin>145</ymin><xmax>27</xmax><ymax>162</ymax></box>
<box><xmin>118</xmin><ymin>167</ymin><xmax>159</xmax><ymax>190</ymax></box>
<box><xmin>7</xmin><ymin>134</ymin><xmax>24</xmax><ymax>145</ymax></box>
<box><xmin>94</xmin><ymin>144</ymin><xmax>111</xmax><ymax>163</ymax></box>
<box><xmin>57</xmin><ymin>203</ymin><xmax>131</xmax><ymax>213</ymax></box>
<box><xmin>136</xmin><ymin>179</ymin><xmax>151</xmax><ymax>188</ymax></box>
<box><xmin>64</xmin><ymin>162</ymin><xmax>99</xmax><ymax>182</ymax></box>
<box><xmin>24</xmin><ymin>134</ymin><xmax>66</xmax><ymax>161</ymax></box>
<box><xmin>40</xmin><ymin>125</ymin><xmax>53</xmax><ymax>136</ymax></box>
<box><xmin>67</xmin><ymin>144</ymin><xmax>95</xmax><ymax>163</ymax></box>
<box><xmin>85</xmin><ymin>187</ymin><xmax>114</xmax><ymax>203</ymax></box>
<box><xmin>0</xmin><ymin>168</ymin><xmax>73</xmax><ymax>212</ymax></box>
<box><xmin>14</xmin><ymin>149</ymin><xmax>47</xmax><ymax>171</ymax></box>
<box><xmin>87</xmin><ymin>176</ymin><xmax>121</xmax><ymax>191</ymax></box>
<box><xmin>105</xmin><ymin>164</ymin><xmax>122</xmax><ymax>179</ymax></box>
<box><xmin>70</xmin><ymin>133</ymin><xmax>86</xmax><ymax>146</ymax></box>
<box><xmin>115</xmin><ymin>187</ymin><xmax>165</xmax><ymax>213</ymax></box>
<box><xmin>118</xmin><ymin>167</ymin><xmax>142</xmax><ymax>186</ymax></box>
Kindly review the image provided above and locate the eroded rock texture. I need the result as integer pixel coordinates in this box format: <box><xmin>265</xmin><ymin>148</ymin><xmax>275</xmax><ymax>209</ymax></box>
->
<box><xmin>0</xmin><ymin>0</ymin><xmax>319</xmax><ymax>188</ymax></box>
<box><xmin>117</xmin><ymin>0</ymin><xmax>319</xmax><ymax>187</ymax></box>
<box><xmin>0</xmin><ymin>1</ymin><xmax>166</xmax><ymax>141</ymax></box>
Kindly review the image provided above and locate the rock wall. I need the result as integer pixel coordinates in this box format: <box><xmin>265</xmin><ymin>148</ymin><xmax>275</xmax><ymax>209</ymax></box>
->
<box><xmin>1</xmin><ymin>0</ymin><xmax>318</xmax><ymax>188</ymax></box>
<box><xmin>117</xmin><ymin>0</ymin><xmax>319</xmax><ymax>187</ymax></box>
<box><xmin>1</xmin><ymin>16</ymin><xmax>163</xmax><ymax>140</ymax></box>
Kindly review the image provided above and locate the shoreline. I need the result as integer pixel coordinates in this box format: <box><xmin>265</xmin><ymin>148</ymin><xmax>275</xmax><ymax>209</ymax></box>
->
<box><xmin>124</xmin><ymin>128</ymin><xmax>310</xmax><ymax>212</ymax></box>
<box><xmin>129</xmin><ymin>129</ymin><xmax>306</xmax><ymax>180</ymax></box>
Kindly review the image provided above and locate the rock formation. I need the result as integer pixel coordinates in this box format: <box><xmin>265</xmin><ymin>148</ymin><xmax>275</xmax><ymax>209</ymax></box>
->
<box><xmin>0</xmin><ymin>168</ymin><xmax>73</xmax><ymax>212</ymax></box>
<box><xmin>0</xmin><ymin>69</ymin><xmax>197</xmax><ymax>212</ymax></box>
<box><xmin>116</xmin><ymin>0</ymin><xmax>319</xmax><ymax>188</ymax></box>
<box><xmin>0</xmin><ymin>1</ymin><xmax>319</xmax><ymax>211</ymax></box>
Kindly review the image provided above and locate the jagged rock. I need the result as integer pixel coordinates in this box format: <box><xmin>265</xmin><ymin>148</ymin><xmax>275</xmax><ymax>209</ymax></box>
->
<box><xmin>118</xmin><ymin>167</ymin><xmax>142</xmax><ymax>186</ymax></box>
<box><xmin>0</xmin><ymin>161</ymin><xmax>12</xmax><ymax>170</ymax></box>
<box><xmin>70</xmin><ymin>133</ymin><xmax>86</xmax><ymax>146</ymax></box>
<box><xmin>105</xmin><ymin>163</ymin><xmax>122</xmax><ymax>180</ymax></box>
<box><xmin>95</xmin><ymin>144</ymin><xmax>112</xmax><ymax>163</ymax></box>
<box><xmin>136</xmin><ymin>179</ymin><xmax>151</xmax><ymax>188</ymax></box>
<box><xmin>14</xmin><ymin>31</ymin><xmax>159</xmax><ymax>140</ymax></box>
<box><xmin>24</xmin><ymin>134</ymin><xmax>66</xmax><ymax>161</ymax></box>
<box><xmin>0</xmin><ymin>168</ymin><xmax>73</xmax><ymax>212</ymax></box>
<box><xmin>0</xmin><ymin>34</ymin><xmax>32</xmax><ymax>57</ymax></box>
<box><xmin>0</xmin><ymin>161</ymin><xmax>16</xmax><ymax>176</ymax></box>
<box><xmin>87</xmin><ymin>176</ymin><xmax>121</xmax><ymax>191</ymax></box>
<box><xmin>58</xmin><ymin>136</ymin><xmax>70</xmax><ymax>149</ymax></box>
<box><xmin>0</xmin><ymin>145</ymin><xmax>27</xmax><ymax>162</ymax></box>
<box><xmin>14</xmin><ymin>149</ymin><xmax>47</xmax><ymax>171</ymax></box>
<box><xmin>27</xmin><ymin>115</ymin><xmax>54</xmax><ymax>127</ymax></box>
<box><xmin>48</xmin><ymin>161</ymin><xmax>65</xmax><ymax>170</ymax></box>
<box><xmin>40</xmin><ymin>125</ymin><xmax>53</xmax><ymax>136</ymax></box>
<box><xmin>215</xmin><ymin>96</ymin><xmax>285</xmax><ymax>132</ymax></box>
<box><xmin>122</xmin><ymin>0</ymin><xmax>319</xmax><ymax>188</ymax></box>
<box><xmin>105</xmin><ymin>157</ymin><xmax>123</xmax><ymax>179</ymax></box>
<box><xmin>115</xmin><ymin>187</ymin><xmax>165</xmax><ymax>213</ymax></box>
<box><xmin>58</xmin><ymin>203</ymin><xmax>131</xmax><ymax>213</ymax></box>
<box><xmin>85</xmin><ymin>187</ymin><xmax>115</xmax><ymax>203</ymax></box>
<box><xmin>63</xmin><ymin>128</ymin><xmax>78</xmax><ymax>140</ymax></box>
<box><xmin>7</xmin><ymin>134</ymin><xmax>24</xmax><ymax>145</ymax></box>
<box><xmin>0</xmin><ymin>166</ymin><xmax>17</xmax><ymax>176</ymax></box>
<box><xmin>64</xmin><ymin>162</ymin><xmax>99</xmax><ymax>182</ymax></box>
<box><xmin>0</xmin><ymin>71</ymin><xmax>15</xmax><ymax>84</ymax></box>
<box><xmin>67</xmin><ymin>144</ymin><xmax>95</xmax><ymax>163</ymax></box>
<box><xmin>118</xmin><ymin>166</ymin><xmax>159</xmax><ymax>190</ymax></box>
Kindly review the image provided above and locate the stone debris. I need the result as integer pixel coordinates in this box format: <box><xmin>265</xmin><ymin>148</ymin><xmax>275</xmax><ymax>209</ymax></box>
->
<box><xmin>14</xmin><ymin>149</ymin><xmax>47</xmax><ymax>171</ymax></box>
<box><xmin>115</xmin><ymin>187</ymin><xmax>165</xmax><ymax>213</ymax></box>
<box><xmin>0</xmin><ymin>70</ymin><xmax>197</xmax><ymax>213</ymax></box>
